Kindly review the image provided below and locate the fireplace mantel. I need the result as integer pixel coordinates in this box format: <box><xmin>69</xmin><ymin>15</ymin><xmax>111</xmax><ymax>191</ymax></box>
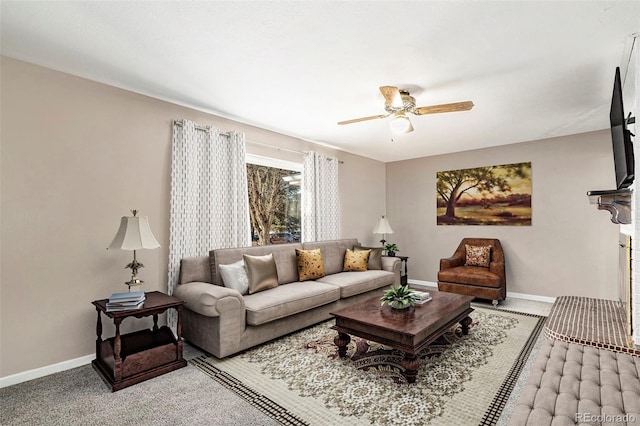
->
<box><xmin>587</xmin><ymin>189</ymin><xmax>632</xmax><ymax>225</ymax></box>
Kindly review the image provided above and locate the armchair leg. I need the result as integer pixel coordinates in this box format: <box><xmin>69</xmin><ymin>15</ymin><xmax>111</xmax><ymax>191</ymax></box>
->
<box><xmin>492</xmin><ymin>299</ymin><xmax>498</xmax><ymax>307</ymax></box>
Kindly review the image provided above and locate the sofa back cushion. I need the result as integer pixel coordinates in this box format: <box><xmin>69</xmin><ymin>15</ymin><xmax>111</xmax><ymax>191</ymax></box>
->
<box><xmin>179</xmin><ymin>256</ymin><xmax>212</xmax><ymax>284</ymax></box>
<box><xmin>354</xmin><ymin>245</ymin><xmax>383</xmax><ymax>270</ymax></box>
<box><xmin>302</xmin><ymin>238</ymin><xmax>359</xmax><ymax>275</ymax></box>
<box><xmin>210</xmin><ymin>243</ymin><xmax>302</xmax><ymax>286</ymax></box>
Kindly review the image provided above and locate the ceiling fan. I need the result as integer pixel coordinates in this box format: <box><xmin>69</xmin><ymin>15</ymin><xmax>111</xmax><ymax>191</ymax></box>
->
<box><xmin>338</xmin><ymin>86</ymin><xmax>474</xmax><ymax>134</ymax></box>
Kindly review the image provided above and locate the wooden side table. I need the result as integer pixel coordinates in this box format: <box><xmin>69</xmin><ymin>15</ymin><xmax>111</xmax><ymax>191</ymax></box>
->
<box><xmin>91</xmin><ymin>291</ymin><xmax>187</xmax><ymax>391</ymax></box>
<box><xmin>384</xmin><ymin>255</ymin><xmax>409</xmax><ymax>285</ymax></box>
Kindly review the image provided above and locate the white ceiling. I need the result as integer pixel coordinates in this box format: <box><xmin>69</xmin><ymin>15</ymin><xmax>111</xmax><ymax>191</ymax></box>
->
<box><xmin>2</xmin><ymin>1</ymin><xmax>639</xmax><ymax>162</ymax></box>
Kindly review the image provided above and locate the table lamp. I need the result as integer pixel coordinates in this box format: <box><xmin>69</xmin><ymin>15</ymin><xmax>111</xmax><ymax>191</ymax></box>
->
<box><xmin>372</xmin><ymin>215</ymin><xmax>394</xmax><ymax>247</ymax></box>
<box><xmin>108</xmin><ymin>209</ymin><xmax>160</xmax><ymax>290</ymax></box>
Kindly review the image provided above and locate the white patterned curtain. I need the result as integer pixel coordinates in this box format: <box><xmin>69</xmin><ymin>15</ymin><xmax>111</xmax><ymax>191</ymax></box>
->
<box><xmin>301</xmin><ymin>151</ymin><xmax>340</xmax><ymax>242</ymax></box>
<box><xmin>167</xmin><ymin>119</ymin><xmax>251</xmax><ymax>327</ymax></box>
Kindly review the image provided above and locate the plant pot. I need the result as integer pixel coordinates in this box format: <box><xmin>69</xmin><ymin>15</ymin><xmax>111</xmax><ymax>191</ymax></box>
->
<box><xmin>387</xmin><ymin>251</ymin><xmax>396</xmax><ymax>257</ymax></box>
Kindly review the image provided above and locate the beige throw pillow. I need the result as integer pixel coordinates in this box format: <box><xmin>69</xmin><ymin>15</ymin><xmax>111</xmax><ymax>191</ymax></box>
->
<box><xmin>343</xmin><ymin>248</ymin><xmax>371</xmax><ymax>272</ymax></box>
<box><xmin>295</xmin><ymin>248</ymin><xmax>326</xmax><ymax>281</ymax></box>
<box><xmin>243</xmin><ymin>253</ymin><xmax>279</xmax><ymax>294</ymax></box>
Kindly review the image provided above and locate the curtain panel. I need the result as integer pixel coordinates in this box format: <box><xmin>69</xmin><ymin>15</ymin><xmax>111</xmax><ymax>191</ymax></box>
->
<box><xmin>167</xmin><ymin>119</ymin><xmax>251</xmax><ymax>328</ymax></box>
<box><xmin>301</xmin><ymin>151</ymin><xmax>340</xmax><ymax>242</ymax></box>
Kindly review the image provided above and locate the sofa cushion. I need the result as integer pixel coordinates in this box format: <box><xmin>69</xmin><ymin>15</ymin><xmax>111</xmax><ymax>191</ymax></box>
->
<box><xmin>211</xmin><ymin>243</ymin><xmax>302</xmax><ymax>286</ymax></box>
<box><xmin>354</xmin><ymin>245</ymin><xmax>383</xmax><ymax>270</ymax></box>
<box><xmin>465</xmin><ymin>244</ymin><xmax>491</xmax><ymax>267</ymax></box>
<box><xmin>244</xmin><ymin>253</ymin><xmax>279</xmax><ymax>294</ymax></box>
<box><xmin>343</xmin><ymin>248</ymin><xmax>370</xmax><ymax>272</ymax></box>
<box><xmin>302</xmin><ymin>239</ymin><xmax>358</xmax><ymax>275</ymax></box>
<box><xmin>438</xmin><ymin>266</ymin><xmax>502</xmax><ymax>288</ymax></box>
<box><xmin>316</xmin><ymin>270</ymin><xmax>394</xmax><ymax>298</ymax></box>
<box><xmin>295</xmin><ymin>248</ymin><xmax>326</xmax><ymax>281</ymax></box>
<box><xmin>243</xmin><ymin>281</ymin><xmax>340</xmax><ymax>326</ymax></box>
<box><xmin>219</xmin><ymin>259</ymin><xmax>249</xmax><ymax>295</ymax></box>
<box><xmin>179</xmin><ymin>256</ymin><xmax>211</xmax><ymax>284</ymax></box>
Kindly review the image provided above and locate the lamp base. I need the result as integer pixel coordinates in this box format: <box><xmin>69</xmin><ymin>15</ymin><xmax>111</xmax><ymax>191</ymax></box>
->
<box><xmin>126</xmin><ymin>278</ymin><xmax>143</xmax><ymax>291</ymax></box>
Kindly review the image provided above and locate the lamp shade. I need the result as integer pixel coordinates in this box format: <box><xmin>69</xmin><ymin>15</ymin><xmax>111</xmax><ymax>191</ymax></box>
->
<box><xmin>390</xmin><ymin>113</ymin><xmax>414</xmax><ymax>134</ymax></box>
<box><xmin>372</xmin><ymin>216</ymin><xmax>394</xmax><ymax>235</ymax></box>
<box><xmin>108</xmin><ymin>215</ymin><xmax>160</xmax><ymax>250</ymax></box>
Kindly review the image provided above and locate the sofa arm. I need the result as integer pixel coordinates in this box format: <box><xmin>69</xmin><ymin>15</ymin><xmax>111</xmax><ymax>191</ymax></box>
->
<box><xmin>381</xmin><ymin>257</ymin><xmax>402</xmax><ymax>286</ymax></box>
<box><xmin>440</xmin><ymin>256</ymin><xmax>464</xmax><ymax>270</ymax></box>
<box><xmin>382</xmin><ymin>256</ymin><xmax>401</xmax><ymax>273</ymax></box>
<box><xmin>173</xmin><ymin>282</ymin><xmax>245</xmax><ymax>318</ymax></box>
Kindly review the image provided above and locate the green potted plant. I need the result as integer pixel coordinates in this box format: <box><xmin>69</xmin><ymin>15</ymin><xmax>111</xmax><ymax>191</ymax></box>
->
<box><xmin>384</xmin><ymin>243</ymin><xmax>399</xmax><ymax>256</ymax></box>
<box><xmin>380</xmin><ymin>284</ymin><xmax>419</xmax><ymax>310</ymax></box>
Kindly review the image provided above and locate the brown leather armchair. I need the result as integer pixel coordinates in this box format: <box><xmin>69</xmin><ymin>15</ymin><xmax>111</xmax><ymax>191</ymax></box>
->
<box><xmin>437</xmin><ymin>238</ymin><xmax>506</xmax><ymax>306</ymax></box>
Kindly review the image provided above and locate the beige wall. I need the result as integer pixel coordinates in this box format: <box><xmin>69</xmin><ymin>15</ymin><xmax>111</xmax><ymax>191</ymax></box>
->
<box><xmin>0</xmin><ymin>57</ymin><xmax>386</xmax><ymax>378</ymax></box>
<box><xmin>386</xmin><ymin>130</ymin><xmax>620</xmax><ymax>299</ymax></box>
<box><xmin>1</xmin><ymin>55</ymin><xmax>619</xmax><ymax>379</ymax></box>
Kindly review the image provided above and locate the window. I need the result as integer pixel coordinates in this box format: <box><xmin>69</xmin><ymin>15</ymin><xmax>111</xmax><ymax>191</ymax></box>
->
<box><xmin>246</xmin><ymin>154</ymin><xmax>301</xmax><ymax>246</ymax></box>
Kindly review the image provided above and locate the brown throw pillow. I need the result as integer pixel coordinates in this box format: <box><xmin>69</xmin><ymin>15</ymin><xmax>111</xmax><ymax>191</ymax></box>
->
<box><xmin>243</xmin><ymin>253</ymin><xmax>279</xmax><ymax>294</ymax></box>
<box><xmin>354</xmin><ymin>245</ymin><xmax>383</xmax><ymax>270</ymax></box>
<box><xmin>465</xmin><ymin>244</ymin><xmax>491</xmax><ymax>267</ymax></box>
<box><xmin>343</xmin><ymin>248</ymin><xmax>371</xmax><ymax>272</ymax></box>
<box><xmin>296</xmin><ymin>248</ymin><xmax>326</xmax><ymax>281</ymax></box>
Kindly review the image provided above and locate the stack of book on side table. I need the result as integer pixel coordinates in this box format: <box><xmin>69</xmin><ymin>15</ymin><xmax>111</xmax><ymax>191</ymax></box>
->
<box><xmin>106</xmin><ymin>291</ymin><xmax>146</xmax><ymax>312</ymax></box>
<box><xmin>414</xmin><ymin>291</ymin><xmax>432</xmax><ymax>305</ymax></box>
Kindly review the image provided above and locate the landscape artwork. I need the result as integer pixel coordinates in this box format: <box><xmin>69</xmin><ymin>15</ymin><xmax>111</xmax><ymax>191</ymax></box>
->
<box><xmin>437</xmin><ymin>162</ymin><xmax>532</xmax><ymax>226</ymax></box>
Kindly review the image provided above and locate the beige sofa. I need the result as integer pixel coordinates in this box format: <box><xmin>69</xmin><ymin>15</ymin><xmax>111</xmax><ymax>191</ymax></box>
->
<box><xmin>174</xmin><ymin>238</ymin><xmax>401</xmax><ymax>358</ymax></box>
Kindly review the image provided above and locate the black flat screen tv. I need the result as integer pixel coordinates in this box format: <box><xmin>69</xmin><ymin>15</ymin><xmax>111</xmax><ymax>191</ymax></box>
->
<box><xmin>610</xmin><ymin>66</ymin><xmax>634</xmax><ymax>189</ymax></box>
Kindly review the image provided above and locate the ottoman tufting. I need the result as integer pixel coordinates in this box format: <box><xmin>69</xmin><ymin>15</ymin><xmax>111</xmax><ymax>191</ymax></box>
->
<box><xmin>509</xmin><ymin>339</ymin><xmax>640</xmax><ymax>425</ymax></box>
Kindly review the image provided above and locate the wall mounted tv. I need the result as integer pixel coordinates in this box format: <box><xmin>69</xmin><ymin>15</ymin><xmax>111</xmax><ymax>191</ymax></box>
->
<box><xmin>610</xmin><ymin>66</ymin><xmax>635</xmax><ymax>189</ymax></box>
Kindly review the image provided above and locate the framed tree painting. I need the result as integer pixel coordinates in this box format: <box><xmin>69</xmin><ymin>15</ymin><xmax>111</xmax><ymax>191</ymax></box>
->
<box><xmin>437</xmin><ymin>162</ymin><xmax>532</xmax><ymax>225</ymax></box>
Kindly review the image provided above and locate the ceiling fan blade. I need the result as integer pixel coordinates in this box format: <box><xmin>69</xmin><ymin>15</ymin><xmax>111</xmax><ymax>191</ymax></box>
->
<box><xmin>337</xmin><ymin>114</ymin><xmax>388</xmax><ymax>125</ymax></box>
<box><xmin>379</xmin><ymin>86</ymin><xmax>402</xmax><ymax>108</ymax></box>
<box><xmin>414</xmin><ymin>101</ymin><xmax>474</xmax><ymax>115</ymax></box>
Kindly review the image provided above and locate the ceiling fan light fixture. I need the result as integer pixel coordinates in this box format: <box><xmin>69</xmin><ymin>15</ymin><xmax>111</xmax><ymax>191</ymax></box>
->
<box><xmin>390</xmin><ymin>113</ymin><xmax>414</xmax><ymax>134</ymax></box>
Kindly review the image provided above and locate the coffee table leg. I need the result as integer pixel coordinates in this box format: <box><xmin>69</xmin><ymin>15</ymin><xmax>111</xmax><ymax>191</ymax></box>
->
<box><xmin>460</xmin><ymin>316</ymin><xmax>472</xmax><ymax>335</ymax></box>
<box><xmin>401</xmin><ymin>353</ymin><xmax>420</xmax><ymax>384</ymax></box>
<box><xmin>334</xmin><ymin>332</ymin><xmax>350</xmax><ymax>358</ymax></box>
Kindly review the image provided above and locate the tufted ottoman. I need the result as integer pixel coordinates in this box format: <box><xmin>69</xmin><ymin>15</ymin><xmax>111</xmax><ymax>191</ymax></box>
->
<box><xmin>509</xmin><ymin>339</ymin><xmax>640</xmax><ymax>425</ymax></box>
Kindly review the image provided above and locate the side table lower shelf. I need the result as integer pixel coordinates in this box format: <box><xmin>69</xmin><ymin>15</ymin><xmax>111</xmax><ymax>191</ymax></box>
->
<box><xmin>92</xmin><ymin>326</ymin><xmax>186</xmax><ymax>391</ymax></box>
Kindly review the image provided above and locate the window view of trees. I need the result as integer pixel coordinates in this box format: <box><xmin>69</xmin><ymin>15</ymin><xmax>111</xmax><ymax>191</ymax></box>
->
<box><xmin>246</xmin><ymin>163</ymin><xmax>301</xmax><ymax>245</ymax></box>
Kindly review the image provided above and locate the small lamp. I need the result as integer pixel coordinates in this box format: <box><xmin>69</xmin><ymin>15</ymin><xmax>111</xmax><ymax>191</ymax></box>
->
<box><xmin>108</xmin><ymin>209</ymin><xmax>160</xmax><ymax>291</ymax></box>
<box><xmin>372</xmin><ymin>215</ymin><xmax>394</xmax><ymax>247</ymax></box>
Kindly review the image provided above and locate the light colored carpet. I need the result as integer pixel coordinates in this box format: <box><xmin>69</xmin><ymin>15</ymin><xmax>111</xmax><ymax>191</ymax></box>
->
<box><xmin>0</xmin><ymin>361</ymin><xmax>280</xmax><ymax>426</ymax></box>
<box><xmin>192</xmin><ymin>306</ymin><xmax>545</xmax><ymax>426</ymax></box>
<box><xmin>1</xmin><ymin>297</ymin><xmax>550</xmax><ymax>426</ymax></box>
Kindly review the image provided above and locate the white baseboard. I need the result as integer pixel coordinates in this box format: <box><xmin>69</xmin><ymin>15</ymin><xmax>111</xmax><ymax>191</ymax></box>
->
<box><xmin>407</xmin><ymin>279</ymin><xmax>557</xmax><ymax>304</ymax></box>
<box><xmin>0</xmin><ymin>353</ymin><xmax>94</xmax><ymax>388</ymax></box>
<box><xmin>408</xmin><ymin>279</ymin><xmax>438</xmax><ymax>288</ymax></box>
<box><xmin>507</xmin><ymin>291</ymin><xmax>556</xmax><ymax>304</ymax></box>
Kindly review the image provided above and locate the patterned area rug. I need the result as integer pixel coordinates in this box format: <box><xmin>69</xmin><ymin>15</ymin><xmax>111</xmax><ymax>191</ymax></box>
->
<box><xmin>191</xmin><ymin>306</ymin><xmax>545</xmax><ymax>426</ymax></box>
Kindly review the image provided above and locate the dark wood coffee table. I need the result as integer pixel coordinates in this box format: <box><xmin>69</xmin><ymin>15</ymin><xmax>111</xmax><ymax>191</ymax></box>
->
<box><xmin>330</xmin><ymin>291</ymin><xmax>474</xmax><ymax>383</ymax></box>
